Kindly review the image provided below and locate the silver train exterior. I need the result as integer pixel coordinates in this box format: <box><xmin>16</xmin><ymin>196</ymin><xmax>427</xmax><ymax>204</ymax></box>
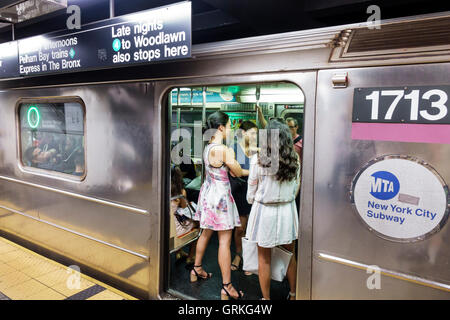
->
<box><xmin>0</xmin><ymin>12</ymin><xmax>449</xmax><ymax>299</ymax></box>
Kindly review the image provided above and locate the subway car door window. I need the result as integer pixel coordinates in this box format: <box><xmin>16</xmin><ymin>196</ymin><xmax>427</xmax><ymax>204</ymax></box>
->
<box><xmin>18</xmin><ymin>99</ymin><xmax>86</xmax><ymax>178</ymax></box>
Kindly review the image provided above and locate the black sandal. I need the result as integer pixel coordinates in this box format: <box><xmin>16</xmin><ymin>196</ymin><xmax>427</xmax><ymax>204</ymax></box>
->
<box><xmin>190</xmin><ymin>265</ymin><xmax>212</xmax><ymax>282</ymax></box>
<box><xmin>221</xmin><ymin>282</ymin><xmax>244</xmax><ymax>300</ymax></box>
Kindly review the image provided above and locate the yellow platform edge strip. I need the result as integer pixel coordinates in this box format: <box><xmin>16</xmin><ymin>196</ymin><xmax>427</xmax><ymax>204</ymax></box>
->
<box><xmin>0</xmin><ymin>236</ymin><xmax>138</xmax><ymax>300</ymax></box>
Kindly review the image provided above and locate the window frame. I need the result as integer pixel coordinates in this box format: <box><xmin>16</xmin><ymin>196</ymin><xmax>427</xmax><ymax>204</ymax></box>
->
<box><xmin>15</xmin><ymin>96</ymin><xmax>87</xmax><ymax>181</ymax></box>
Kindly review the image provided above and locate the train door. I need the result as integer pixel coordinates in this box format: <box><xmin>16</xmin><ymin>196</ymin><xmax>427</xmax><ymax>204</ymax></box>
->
<box><xmin>155</xmin><ymin>72</ymin><xmax>317</xmax><ymax>300</ymax></box>
<box><xmin>313</xmin><ymin>64</ymin><xmax>450</xmax><ymax>299</ymax></box>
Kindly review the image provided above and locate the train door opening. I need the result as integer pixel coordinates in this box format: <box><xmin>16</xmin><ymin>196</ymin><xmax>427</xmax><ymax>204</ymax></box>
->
<box><xmin>167</xmin><ymin>82</ymin><xmax>305</xmax><ymax>300</ymax></box>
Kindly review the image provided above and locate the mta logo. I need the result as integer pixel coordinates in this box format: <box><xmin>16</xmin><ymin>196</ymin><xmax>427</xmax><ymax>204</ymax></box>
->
<box><xmin>370</xmin><ymin>171</ymin><xmax>400</xmax><ymax>200</ymax></box>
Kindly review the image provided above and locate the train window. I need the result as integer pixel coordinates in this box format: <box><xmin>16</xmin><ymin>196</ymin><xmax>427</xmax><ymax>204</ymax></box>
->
<box><xmin>168</xmin><ymin>82</ymin><xmax>305</xmax><ymax>300</ymax></box>
<box><xmin>18</xmin><ymin>98</ymin><xmax>85</xmax><ymax>178</ymax></box>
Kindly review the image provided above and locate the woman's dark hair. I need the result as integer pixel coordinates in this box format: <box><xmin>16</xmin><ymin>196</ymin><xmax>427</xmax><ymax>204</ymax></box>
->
<box><xmin>239</xmin><ymin>120</ymin><xmax>257</xmax><ymax>132</ymax></box>
<box><xmin>206</xmin><ymin>111</ymin><xmax>229</xmax><ymax>130</ymax></box>
<box><xmin>258</xmin><ymin>120</ymin><xmax>299</xmax><ymax>182</ymax></box>
<box><xmin>171</xmin><ymin>165</ymin><xmax>184</xmax><ymax>197</ymax></box>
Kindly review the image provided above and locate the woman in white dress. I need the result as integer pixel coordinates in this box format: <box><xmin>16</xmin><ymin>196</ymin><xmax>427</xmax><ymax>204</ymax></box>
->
<box><xmin>246</xmin><ymin>119</ymin><xmax>301</xmax><ymax>300</ymax></box>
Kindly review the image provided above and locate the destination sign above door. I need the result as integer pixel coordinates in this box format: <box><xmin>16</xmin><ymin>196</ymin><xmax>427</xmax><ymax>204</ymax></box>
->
<box><xmin>0</xmin><ymin>1</ymin><xmax>191</xmax><ymax>79</ymax></box>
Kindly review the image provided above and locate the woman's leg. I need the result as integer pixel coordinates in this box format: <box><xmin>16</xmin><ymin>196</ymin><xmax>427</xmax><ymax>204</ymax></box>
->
<box><xmin>257</xmin><ymin>246</ymin><xmax>272</xmax><ymax>300</ymax></box>
<box><xmin>232</xmin><ymin>215</ymin><xmax>248</xmax><ymax>270</ymax></box>
<box><xmin>192</xmin><ymin>229</ymin><xmax>213</xmax><ymax>277</ymax></box>
<box><xmin>218</xmin><ymin>230</ymin><xmax>243</xmax><ymax>298</ymax></box>
<box><xmin>281</xmin><ymin>242</ymin><xmax>297</xmax><ymax>299</ymax></box>
<box><xmin>186</xmin><ymin>241</ymin><xmax>196</xmax><ymax>264</ymax></box>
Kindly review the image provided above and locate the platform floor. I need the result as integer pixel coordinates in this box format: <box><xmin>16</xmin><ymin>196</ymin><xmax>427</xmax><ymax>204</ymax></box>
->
<box><xmin>0</xmin><ymin>237</ymin><xmax>137</xmax><ymax>300</ymax></box>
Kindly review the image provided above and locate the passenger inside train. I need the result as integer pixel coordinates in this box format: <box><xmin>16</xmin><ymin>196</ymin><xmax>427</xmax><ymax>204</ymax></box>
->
<box><xmin>229</xmin><ymin>120</ymin><xmax>258</xmax><ymax>276</ymax></box>
<box><xmin>24</xmin><ymin>145</ymin><xmax>58</xmax><ymax>168</ymax></box>
<box><xmin>168</xmin><ymin>82</ymin><xmax>304</xmax><ymax>300</ymax></box>
<box><xmin>19</xmin><ymin>102</ymin><xmax>85</xmax><ymax>177</ymax></box>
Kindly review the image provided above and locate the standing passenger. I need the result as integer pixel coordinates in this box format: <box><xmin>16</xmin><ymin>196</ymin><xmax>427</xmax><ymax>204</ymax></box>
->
<box><xmin>246</xmin><ymin>120</ymin><xmax>300</xmax><ymax>300</ymax></box>
<box><xmin>286</xmin><ymin>117</ymin><xmax>302</xmax><ymax>161</ymax></box>
<box><xmin>286</xmin><ymin>117</ymin><xmax>302</xmax><ymax>210</ymax></box>
<box><xmin>191</xmin><ymin>111</ymin><xmax>245</xmax><ymax>300</ymax></box>
<box><xmin>230</xmin><ymin>121</ymin><xmax>258</xmax><ymax>275</ymax></box>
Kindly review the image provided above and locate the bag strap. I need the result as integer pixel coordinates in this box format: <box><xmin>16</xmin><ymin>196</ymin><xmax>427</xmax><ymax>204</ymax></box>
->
<box><xmin>293</xmin><ymin>135</ymin><xmax>302</xmax><ymax>144</ymax></box>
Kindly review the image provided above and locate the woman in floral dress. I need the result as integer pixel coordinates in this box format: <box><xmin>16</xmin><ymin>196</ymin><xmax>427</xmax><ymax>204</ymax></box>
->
<box><xmin>190</xmin><ymin>111</ymin><xmax>244</xmax><ymax>300</ymax></box>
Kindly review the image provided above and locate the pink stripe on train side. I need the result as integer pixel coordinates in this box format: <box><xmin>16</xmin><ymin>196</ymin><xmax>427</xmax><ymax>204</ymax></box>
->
<box><xmin>351</xmin><ymin>122</ymin><xmax>450</xmax><ymax>144</ymax></box>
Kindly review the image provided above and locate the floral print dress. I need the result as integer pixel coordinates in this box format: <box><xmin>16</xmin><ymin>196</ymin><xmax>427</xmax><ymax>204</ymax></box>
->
<box><xmin>193</xmin><ymin>143</ymin><xmax>241</xmax><ymax>231</ymax></box>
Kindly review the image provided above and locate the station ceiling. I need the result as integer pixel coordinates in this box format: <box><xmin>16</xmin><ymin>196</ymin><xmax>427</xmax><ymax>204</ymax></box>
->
<box><xmin>0</xmin><ymin>0</ymin><xmax>450</xmax><ymax>44</ymax></box>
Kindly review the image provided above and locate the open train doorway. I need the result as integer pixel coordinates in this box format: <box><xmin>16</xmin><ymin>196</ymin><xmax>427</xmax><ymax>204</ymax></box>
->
<box><xmin>167</xmin><ymin>82</ymin><xmax>305</xmax><ymax>300</ymax></box>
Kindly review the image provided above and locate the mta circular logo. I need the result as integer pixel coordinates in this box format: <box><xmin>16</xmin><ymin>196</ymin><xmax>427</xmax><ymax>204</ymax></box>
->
<box><xmin>369</xmin><ymin>171</ymin><xmax>400</xmax><ymax>200</ymax></box>
<box><xmin>112</xmin><ymin>39</ymin><xmax>121</xmax><ymax>52</ymax></box>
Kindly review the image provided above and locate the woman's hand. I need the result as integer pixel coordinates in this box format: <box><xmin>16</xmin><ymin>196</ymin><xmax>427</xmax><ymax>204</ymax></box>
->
<box><xmin>255</xmin><ymin>105</ymin><xmax>267</xmax><ymax>129</ymax></box>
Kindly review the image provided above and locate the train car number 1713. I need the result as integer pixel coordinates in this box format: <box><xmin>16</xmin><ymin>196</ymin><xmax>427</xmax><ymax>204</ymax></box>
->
<box><xmin>353</xmin><ymin>86</ymin><xmax>450</xmax><ymax>124</ymax></box>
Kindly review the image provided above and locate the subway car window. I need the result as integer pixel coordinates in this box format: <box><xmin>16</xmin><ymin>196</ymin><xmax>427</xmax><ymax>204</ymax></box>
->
<box><xmin>19</xmin><ymin>101</ymin><xmax>85</xmax><ymax>177</ymax></box>
<box><xmin>168</xmin><ymin>82</ymin><xmax>305</xmax><ymax>300</ymax></box>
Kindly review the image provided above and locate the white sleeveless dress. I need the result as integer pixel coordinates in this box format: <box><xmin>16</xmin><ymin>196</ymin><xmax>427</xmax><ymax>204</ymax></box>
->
<box><xmin>245</xmin><ymin>154</ymin><xmax>300</xmax><ymax>248</ymax></box>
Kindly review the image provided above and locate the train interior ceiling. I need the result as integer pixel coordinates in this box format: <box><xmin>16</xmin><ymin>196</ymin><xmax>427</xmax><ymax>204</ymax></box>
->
<box><xmin>168</xmin><ymin>82</ymin><xmax>304</xmax><ymax>300</ymax></box>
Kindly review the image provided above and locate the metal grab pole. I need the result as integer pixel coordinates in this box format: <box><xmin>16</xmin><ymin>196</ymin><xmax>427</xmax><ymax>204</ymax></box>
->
<box><xmin>109</xmin><ymin>0</ymin><xmax>115</xmax><ymax>18</ymax></box>
<box><xmin>256</xmin><ymin>85</ymin><xmax>261</xmax><ymax>128</ymax></box>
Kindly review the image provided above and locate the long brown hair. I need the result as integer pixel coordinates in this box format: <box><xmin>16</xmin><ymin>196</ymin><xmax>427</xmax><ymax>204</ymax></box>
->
<box><xmin>171</xmin><ymin>165</ymin><xmax>183</xmax><ymax>197</ymax></box>
<box><xmin>258</xmin><ymin>119</ymin><xmax>299</xmax><ymax>182</ymax></box>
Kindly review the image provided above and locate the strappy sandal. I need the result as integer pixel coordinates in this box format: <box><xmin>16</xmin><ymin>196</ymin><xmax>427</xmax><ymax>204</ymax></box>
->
<box><xmin>231</xmin><ymin>253</ymin><xmax>242</xmax><ymax>271</ymax></box>
<box><xmin>190</xmin><ymin>265</ymin><xmax>212</xmax><ymax>282</ymax></box>
<box><xmin>221</xmin><ymin>282</ymin><xmax>244</xmax><ymax>300</ymax></box>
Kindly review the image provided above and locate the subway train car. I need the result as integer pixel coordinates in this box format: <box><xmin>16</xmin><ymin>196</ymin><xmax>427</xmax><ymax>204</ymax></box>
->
<box><xmin>0</xmin><ymin>10</ymin><xmax>449</xmax><ymax>299</ymax></box>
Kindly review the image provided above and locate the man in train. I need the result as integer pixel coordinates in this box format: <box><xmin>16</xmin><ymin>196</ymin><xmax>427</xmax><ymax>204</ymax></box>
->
<box><xmin>286</xmin><ymin>117</ymin><xmax>302</xmax><ymax>214</ymax></box>
<box><xmin>24</xmin><ymin>146</ymin><xmax>57</xmax><ymax>169</ymax></box>
<box><xmin>286</xmin><ymin>117</ymin><xmax>302</xmax><ymax>162</ymax></box>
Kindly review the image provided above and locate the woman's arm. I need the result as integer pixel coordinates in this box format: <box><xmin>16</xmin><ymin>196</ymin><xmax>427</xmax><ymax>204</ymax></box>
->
<box><xmin>256</xmin><ymin>105</ymin><xmax>267</xmax><ymax>129</ymax></box>
<box><xmin>246</xmin><ymin>155</ymin><xmax>258</xmax><ymax>204</ymax></box>
<box><xmin>223</xmin><ymin>147</ymin><xmax>243</xmax><ymax>177</ymax></box>
<box><xmin>295</xmin><ymin>160</ymin><xmax>301</xmax><ymax>197</ymax></box>
<box><xmin>178</xmin><ymin>189</ymin><xmax>188</xmax><ymax>208</ymax></box>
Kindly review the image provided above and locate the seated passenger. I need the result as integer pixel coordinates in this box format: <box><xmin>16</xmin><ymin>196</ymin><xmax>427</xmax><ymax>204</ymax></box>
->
<box><xmin>58</xmin><ymin>137</ymin><xmax>81</xmax><ymax>173</ymax></box>
<box><xmin>171</xmin><ymin>165</ymin><xmax>196</xmax><ymax>265</ymax></box>
<box><xmin>24</xmin><ymin>146</ymin><xmax>57</xmax><ymax>168</ymax></box>
<box><xmin>171</xmin><ymin>142</ymin><xmax>199</xmax><ymax>202</ymax></box>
